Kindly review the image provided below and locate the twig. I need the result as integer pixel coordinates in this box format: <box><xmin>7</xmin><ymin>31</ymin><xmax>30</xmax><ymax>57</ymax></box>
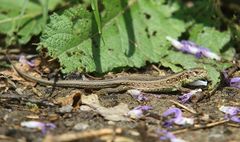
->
<box><xmin>172</xmin><ymin>119</ymin><xmax>229</xmax><ymax>134</ymax></box>
<box><xmin>227</xmin><ymin>123</ymin><xmax>240</xmax><ymax>128</ymax></box>
<box><xmin>43</xmin><ymin>128</ymin><xmax>122</xmax><ymax>142</ymax></box>
<box><xmin>151</xmin><ymin>65</ymin><xmax>162</xmax><ymax>73</ymax></box>
<box><xmin>170</xmin><ymin>100</ymin><xmax>197</xmax><ymax>114</ymax></box>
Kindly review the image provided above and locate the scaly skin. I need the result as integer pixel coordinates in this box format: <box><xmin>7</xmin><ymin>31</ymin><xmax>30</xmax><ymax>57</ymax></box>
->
<box><xmin>10</xmin><ymin>60</ymin><xmax>208</xmax><ymax>93</ymax></box>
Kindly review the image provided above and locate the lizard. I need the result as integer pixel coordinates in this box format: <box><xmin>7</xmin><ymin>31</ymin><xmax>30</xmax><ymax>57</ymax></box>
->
<box><xmin>9</xmin><ymin>59</ymin><xmax>208</xmax><ymax>93</ymax></box>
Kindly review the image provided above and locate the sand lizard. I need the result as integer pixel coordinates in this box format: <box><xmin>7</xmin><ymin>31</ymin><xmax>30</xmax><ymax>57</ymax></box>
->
<box><xmin>9</xmin><ymin>60</ymin><xmax>208</xmax><ymax>93</ymax></box>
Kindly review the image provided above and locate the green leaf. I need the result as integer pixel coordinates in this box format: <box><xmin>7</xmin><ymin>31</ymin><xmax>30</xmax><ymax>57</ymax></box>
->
<box><xmin>204</xmin><ymin>65</ymin><xmax>220</xmax><ymax>89</ymax></box>
<box><xmin>0</xmin><ymin>0</ymin><xmax>63</xmax><ymax>45</ymax></box>
<box><xmin>39</xmin><ymin>0</ymin><xmax>186</xmax><ymax>73</ymax></box>
<box><xmin>189</xmin><ymin>24</ymin><xmax>231</xmax><ymax>52</ymax></box>
<box><xmin>39</xmin><ymin>0</ymin><xmax>233</xmax><ymax>87</ymax></box>
<box><xmin>164</xmin><ymin>51</ymin><xmax>199</xmax><ymax>70</ymax></box>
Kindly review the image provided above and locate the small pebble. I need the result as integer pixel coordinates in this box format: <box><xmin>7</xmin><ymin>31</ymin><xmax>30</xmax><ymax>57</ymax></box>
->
<box><xmin>79</xmin><ymin>105</ymin><xmax>93</xmax><ymax>111</ymax></box>
<box><xmin>59</xmin><ymin>105</ymin><xmax>73</xmax><ymax>113</ymax></box>
<box><xmin>73</xmin><ymin>123</ymin><xmax>89</xmax><ymax>131</ymax></box>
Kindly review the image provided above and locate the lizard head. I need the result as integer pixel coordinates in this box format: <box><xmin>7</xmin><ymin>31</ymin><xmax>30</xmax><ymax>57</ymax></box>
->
<box><xmin>179</xmin><ymin>68</ymin><xmax>208</xmax><ymax>85</ymax></box>
<box><xmin>164</xmin><ymin>68</ymin><xmax>208</xmax><ymax>86</ymax></box>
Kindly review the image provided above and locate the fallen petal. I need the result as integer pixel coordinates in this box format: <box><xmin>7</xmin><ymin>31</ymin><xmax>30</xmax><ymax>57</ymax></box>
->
<box><xmin>230</xmin><ymin>116</ymin><xmax>240</xmax><ymax>123</ymax></box>
<box><xmin>178</xmin><ymin>93</ymin><xmax>193</xmax><ymax>103</ymax></box>
<box><xmin>166</xmin><ymin>36</ymin><xmax>183</xmax><ymax>50</ymax></box>
<box><xmin>229</xmin><ymin>77</ymin><xmax>240</xmax><ymax>88</ymax></box>
<box><xmin>199</xmin><ymin>47</ymin><xmax>221</xmax><ymax>61</ymax></box>
<box><xmin>127</xmin><ymin>109</ymin><xmax>144</xmax><ymax>119</ymax></box>
<box><xmin>19</xmin><ymin>55</ymin><xmax>35</xmax><ymax>67</ymax></box>
<box><xmin>174</xmin><ymin>117</ymin><xmax>194</xmax><ymax>125</ymax></box>
<box><xmin>157</xmin><ymin>129</ymin><xmax>186</xmax><ymax>142</ymax></box>
<box><xmin>21</xmin><ymin>121</ymin><xmax>44</xmax><ymax>129</ymax></box>
<box><xmin>21</xmin><ymin>121</ymin><xmax>56</xmax><ymax>134</ymax></box>
<box><xmin>230</xmin><ymin>77</ymin><xmax>240</xmax><ymax>84</ymax></box>
<box><xmin>162</xmin><ymin>107</ymin><xmax>182</xmax><ymax>127</ymax></box>
<box><xmin>127</xmin><ymin>89</ymin><xmax>148</xmax><ymax>101</ymax></box>
<box><xmin>135</xmin><ymin>105</ymin><xmax>153</xmax><ymax>111</ymax></box>
<box><xmin>127</xmin><ymin>105</ymin><xmax>153</xmax><ymax>119</ymax></box>
<box><xmin>166</xmin><ymin>36</ymin><xmax>221</xmax><ymax>60</ymax></box>
<box><xmin>179</xmin><ymin>89</ymin><xmax>202</xmax><ymax>103</ymax></box>
<box><xmin>162</xmin><ymin>107</ymin><xmax>182</xmax><ymax>118</ymax></box>
<box><xmin>180</xmin><ymin>40</ymin><xmax>200</xmax><ymax>55</ymax></box>
<box><xmin>219</xmin><ymin>106</ymin><xmax>240</xmax><ymax>115</ymax></box>
<box><xmin>162</xmin><ymin>107</ymin><xmax>194</xmax><ymax>126</ymax></box>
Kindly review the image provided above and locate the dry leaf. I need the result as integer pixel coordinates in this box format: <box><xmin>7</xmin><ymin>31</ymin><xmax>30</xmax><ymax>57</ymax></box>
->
<box><xmin>54</xmin><ymin>90</ymin><xmax>82</xmax><ymax>108</ymax></box>
<box><xmin>81</xmin><ymin>94</ymin><xmax>130</xmax><ymax>121</ymax></box>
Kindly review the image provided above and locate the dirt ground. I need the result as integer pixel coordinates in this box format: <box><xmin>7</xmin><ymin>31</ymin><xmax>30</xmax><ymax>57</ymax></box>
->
<box><xmin>0</xmin><ymin>65</ymin><xmax>240</xmax><ymax>142</ymax></box>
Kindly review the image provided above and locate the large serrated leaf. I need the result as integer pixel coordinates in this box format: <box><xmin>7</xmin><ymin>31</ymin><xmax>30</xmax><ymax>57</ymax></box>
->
<box><xmin>40</xmin><ymin>0</ymin><xmax>186</xmax><ymax>73</ymax></box>
<box><xmin>0</xmin><ymin>0</ymin><xmax>63</xmax><ymax>45</ymax></box>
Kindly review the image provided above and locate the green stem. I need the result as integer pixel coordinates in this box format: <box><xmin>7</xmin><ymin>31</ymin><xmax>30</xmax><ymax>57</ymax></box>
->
<box><xmin>91</xmin><ymin>0</ymin><xmax>102</xmax><ymax>34</ymax></box>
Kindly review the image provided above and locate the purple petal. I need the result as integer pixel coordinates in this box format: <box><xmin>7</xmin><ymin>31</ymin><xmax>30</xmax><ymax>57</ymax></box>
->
<box><xmin>166</xmin><ymin>36</ymin><xmax>221</xmax><ymax>60</ymax></box>
<box><xmin>163</xmin><ymin>121</ymin><xmax>174</xmax><ymax>128</ymax></box>
<box><xmin>42</xmin><ymin>123</ymin><xmax>56</xmax><ymax>134</ymax></box>
<box><xmin>127</xmin><ymin>105</ymin><xmax>153</xmax><ymax>119</ymax></box>
<box><xmin>198</xmin><ymin>46</ymin><xmax>210</xmax><ymax>52</ymax></box>
<box><xmin>157</xmin><ymin>129</ymin><xmax>186</xmax><ymax>142</ymax></box>
<box><xmin>21</xmin><ymin>121</ymin><xmax>45</xmax><ymax>129</ymax></box>
<box><xmin>135</xmin><ymin>105</ymin><xmax>153</xmax><ymax>111</ymax></box>
<box><xmin>162</xmin><ymin>107</ymin><xmax>194</xmax><ymax>126</ymax></box>
<box><xmin>19</xmin><ymin>55</ymin><xmax>35</xmax><ymax>67</ymax></box>
<box><xmin>199</xmin><ymin>47</ymin><xmax>221</xmax><ymax>61</ymax></box>
<box><xmin>20</xmin><ymin>121</ymin><xmax>56</xmax><ymax>134</ymax></box>
<box><xmin>137</xmin><ymin>95</ymin><xmax>148</xmax><ymax>101</ymax></box>
<box><xmin>157</xmin><ymin>129</ymin><xmax>176</xmax><ymax>140</ymax></box>
<box><xmin>195</xmin><ymin>52</ymin><xmax>204</xmax><ymax>58</ymax></box>
<box><xmin>230</xmin><ymin>77</ymin><xmax>240</xmax><ymax>88</ymax></box>
<box><xmin>223</xmin><ymin>71</ymin><xmax>240</xmax><ymax>88</ymax></box>
<box><xmin>180</xmin><ymin>40</ymin><xmax>200</xmax><ymax>55</ymax></box>
<box><xmin>127</xmin><ymin>109</ymin><xmax>144</xmax><ymax>119</ymax></box>
<box><xmin>219</xmin><ymin>106</ymin><xmax>240</xmax><ymax>123</ymax></box>
<box><xmin>178</xmin><ymin>89</ymin><xmax>202</xmax><ymax>103</ymax></box>
<box><xmin>181</xmin><ymin>40</ymin><xmax>198</xmax><ymax>47</ymax></box>
<box><xmin>230</xmin><ymin>116</ymin><xmax>240</xmax><ymax>123</ymax></box>
<box><xmin>219</xmin><ymin>106</ymin><xmax>240</xmax><ymax>115</ymax></box>
<box><xmin>162</xmin><ymin>108</ymin><xmax>182</xmax><ymax>127</ymax></box>
<box><xmin>127</xmin><ymin>89</ymin><xmax>148</xmax><ymax>101</ymax></box>
<box><xmin>179</xmin><ymin>93</ymin><xmax>193</xmax><ymax>103</ymax></box>
<box><xmin>230</xmin><ymin>77</ymin><xmax>240</xmax><ymax>84</ymax></box>
<box><xmin>174</xmin><ymin>117</ymin><xmax>194</xmax><ymax>125</ymax></box>
<box><xmin>45</xmin><ymin>123</ymin><xmax>57</xmax><ymax>129</ymax></box>
<box><xmin>162</xmin><ymin>107</ymin><xmax>182</xmax><ymax>118</ymax></box>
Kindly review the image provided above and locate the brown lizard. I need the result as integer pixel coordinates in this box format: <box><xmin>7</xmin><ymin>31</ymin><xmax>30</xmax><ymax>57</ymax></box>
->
<box><xmin>9</xmin><ymin>59</ymin><xmax>208</xmax><ymax>93</ymax></box>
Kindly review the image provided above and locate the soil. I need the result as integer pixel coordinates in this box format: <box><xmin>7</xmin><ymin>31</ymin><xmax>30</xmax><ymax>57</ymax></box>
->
<box><xmin>0</xmin><ymin>66</ymin><xmax>240</xmax><ymax>142</ymax></box>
